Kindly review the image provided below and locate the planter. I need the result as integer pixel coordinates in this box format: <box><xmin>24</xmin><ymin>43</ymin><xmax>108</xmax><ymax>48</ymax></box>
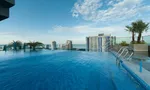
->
<box><xmin>131</xmin><ymin>44</ymin><xmax>148</xmax><ymax>56</ymax></box>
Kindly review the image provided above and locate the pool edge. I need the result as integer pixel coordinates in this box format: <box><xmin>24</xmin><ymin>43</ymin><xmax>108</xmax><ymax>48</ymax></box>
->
<box><xmin>111</xmin><ymin>51</ymin><xmax>150</xmax><ymax>90</ymax></box>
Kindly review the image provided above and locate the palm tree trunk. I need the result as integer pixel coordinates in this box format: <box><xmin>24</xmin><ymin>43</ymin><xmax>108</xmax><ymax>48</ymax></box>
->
<box><xmin>137</xmin><ymin>33</ymin><xmax>142</xmax><ymax>43</ymax></box>
<box><xmin>132</xmin><ymin>31</ymin><xmax>135</xmax><ymax>42</ymax></box>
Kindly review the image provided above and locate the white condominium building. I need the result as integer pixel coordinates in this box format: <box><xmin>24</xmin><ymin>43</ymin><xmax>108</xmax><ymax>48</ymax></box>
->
<box><xmin>86</xmin><ymin>34</ymin><xmax>116</xmax><ymax>52</ymax></box>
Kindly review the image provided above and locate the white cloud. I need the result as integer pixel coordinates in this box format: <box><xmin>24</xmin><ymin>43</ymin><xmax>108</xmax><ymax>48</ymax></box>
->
<box><xmin>72</xmin><ymin>0</ymin><xmax>150</xmax><ymax>22</ymax></box>
<box><xmin>49</xmin><ymin>25</ymin><xmax>120</xmax><ymax>35</ymax></box>
<box><xmin>48</xmin><ymin>24</ymin><xmax>150</xmax><ymax>44</ymax></box>
<box><xmin>0</xmin><ymin>32</ymin><xmax>17</xmax><ymax>35</ymax></box>
<box><xmin>46</xmin><ymin>25</ymin><xmax>130</xmax><ymax>44</ymax></box>
<box><xmin>0</xmin><ymin>34</ymin><xmax>27</xmax><ymax>44</ymax></box>
<box><xmin>1</xmin><ymin>24</ymin><xmax>150</xmax><ymax>44</ymax></box>
<box><xmin>0</xmin><ymin>32</ymin><xmax>37</xmax><ymax>44</ymax></box>
<box><xmin>107</xmin><ymin>1</ymin><xmax>114</xmax><ymax>6</ymax></box>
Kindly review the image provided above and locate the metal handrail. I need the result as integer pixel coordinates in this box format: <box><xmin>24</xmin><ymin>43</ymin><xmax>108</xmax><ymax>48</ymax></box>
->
<box><xmin>104</xmin><ymin>42</ymin><xmax>111</xmax><ymax>51</ymax></box>
<box><xmin>127</xmin><ymin>52</ymin><xmax>134</xmax><ymax>61</ymax></box>
<box><xmin>99</xmin><ymin>42</ymin><xmax>110</xmax><ymax>48</ymax></box>
<box><xmin>98</xmin><ymin>42</ymin><xmax>110</xmax><ymax>51</ymax></box>
<box><xmin>104</xmin><ymin>43</ymin><xmax>110</xmax><ymax>51</ymax></box>
<box><xmin>117</xmin><ymin>47</ymin><xmax>134</xmax><ymax>61</ymax></box>
<box><xmin>118</xmin><ymin>47</ymin><xmax>128</xmax><ymax>57</ymax></box>
<box><xmin>118</xmin><ymin>47</ymin><xmax>125</xmax><ymax>54</ymax></box>
<box><xmin>123</xmin><ymin>49</ymin><xmax>129</xmax><ymax>58</ymax></box>
<box><xmin>115</xmin><ymin>46</ymin><xmax>134</xmax><ymax>67</ymax></box>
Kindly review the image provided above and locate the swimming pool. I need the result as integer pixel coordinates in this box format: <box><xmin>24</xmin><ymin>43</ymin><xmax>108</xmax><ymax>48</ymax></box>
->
<box><xmin>0</xmin><ymin>50</ymin><xmax>145</xmax><ymax>90</ymax></box>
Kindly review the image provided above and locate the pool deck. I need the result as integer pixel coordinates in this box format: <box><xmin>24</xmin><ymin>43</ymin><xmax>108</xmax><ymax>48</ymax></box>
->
<box><xmin>123</xmin><ymin>60</ymin><xmax>150</xmax><ymax>89</ymax></box>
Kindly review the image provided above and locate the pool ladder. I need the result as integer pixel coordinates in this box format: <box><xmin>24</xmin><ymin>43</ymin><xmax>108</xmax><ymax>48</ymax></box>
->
<box><xmin>117</xmin><ymin>47</ymin><xmax>134</xmax><ymax>61</ymax></box>
<box><xmin>99</xmin><ymin>42</ymin><xmax>111</xmax><ymax>52</ymax></box>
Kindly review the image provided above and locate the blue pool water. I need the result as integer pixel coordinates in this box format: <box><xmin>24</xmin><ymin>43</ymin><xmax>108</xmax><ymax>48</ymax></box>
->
<box><xmin>0</xmin><ymin>50</ymin><xmax>145</xmax><ymax>90</ymax></box>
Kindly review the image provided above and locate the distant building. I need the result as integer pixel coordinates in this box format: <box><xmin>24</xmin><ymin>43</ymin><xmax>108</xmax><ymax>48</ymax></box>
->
<box><xmin>52</xmin><ymin>41</ymin><xmax>57</xmax><ymax>50</ymax></box>
<box><xmin>0</xmin><ymin>45</ymin><xmax>7</xmax><ymax>51</ymax></box>
<box><xmin>0</xmin><ymin>0</ymin><xmax>15</xmax><ymax>21</ymax></box>
<box><xmin>46</xmin><ymin>44</ymin><xmax>50</xmax><ymax>49</ymax></box>
<box><xmin>58</xmin><ymin>44</ymin><xmax>64</xmax><ymax>50</ymax></box>
<box><xmin>61</xmin><ymin>44</ymin><xmax>66</xmax><ymax>50</ymax></box>
<box><xmin>0</xmin><ymin>45</ymin><xmax>4</xmax><ymax>51</ymax></box>
<box><xmin>57</xmin><ymin>44</ymin><xmax>61</xmax><ymax>50</ymax></box>
<box><xmin>86</xmin><ymin>34</ymin><xmax>115</xmax><ymax>52</ymax></box>
<box><xmin>66</xmin><ymin>40</ymin><xmax>73</xmax><ymax>50</ymax></box>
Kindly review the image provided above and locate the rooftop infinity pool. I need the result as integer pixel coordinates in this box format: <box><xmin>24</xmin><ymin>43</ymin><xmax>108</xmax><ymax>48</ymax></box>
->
<box><xmin>0</xmin><ymin>50</ymin><xmax>145</xmax><ymax>90</ymax></box>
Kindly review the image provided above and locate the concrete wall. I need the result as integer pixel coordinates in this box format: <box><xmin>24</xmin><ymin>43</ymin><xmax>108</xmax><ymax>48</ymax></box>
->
<box><xmin>132</xmin><ymin>44</ymin><xmax>148</xmax><ymax>51</ymax></box>
<box><xmin>131</xmin><ymin>44</ymin><xmax>148</xmax><ymax>56</ymax></box>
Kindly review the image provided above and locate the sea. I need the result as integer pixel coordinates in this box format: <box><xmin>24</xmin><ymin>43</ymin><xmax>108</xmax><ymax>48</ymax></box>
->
<box><xmin>0</xmin><ymin>44</ymin><xmax>87</xmax><ymax>49</ymax></box>
<box><xmin>73</xmin><ymin>44</ymin><xmax>86</xmax><ymax>49</ymax></box>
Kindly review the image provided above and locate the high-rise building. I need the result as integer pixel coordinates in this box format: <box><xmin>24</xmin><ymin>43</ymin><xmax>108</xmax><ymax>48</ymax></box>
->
<box><xmin>0</xmin><ymin>45</ymin><xmax>4</xmax><ymax>51</ymax></box>
<box><xmin>86</xmin><ymin>34</ymin><xmax>115</xmax><ymax>52</ymax></box>
<box><xmin>46</xmin><ymin>44</ymin><xmax>50</xmax><ymax>49</ymax></box>
<box><xmin>57</xmin><ymin>44</ymin><xmax>65</xmax><ymax>50</ymax></box>
<box><xmin>0</xmin><ymin>0</ymin><xmax>15</xmax><ymax>21</ymax></box>
<box><xmin>52</xmin><ymin>41</ymin><xmax>57</xmax><ymax>50</ymax></box>
<box><xmin>66</xmin><ymin>40</ymin><xmax>73</xmax><ymax>50</ymax></box>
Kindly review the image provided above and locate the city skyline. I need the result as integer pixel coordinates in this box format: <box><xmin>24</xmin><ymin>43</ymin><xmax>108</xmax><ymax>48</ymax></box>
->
<box><xmin>0</xmin><ymin>0</ymin><xmax>150</xmax><ymax>44</ymax></box>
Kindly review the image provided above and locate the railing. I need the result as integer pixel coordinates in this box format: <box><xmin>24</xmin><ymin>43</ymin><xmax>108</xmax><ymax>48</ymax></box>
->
<box><xmin>115</xmin><ymin>35</ymin><xmax>150</xmax><ymax>45</ymax></box>
<box><xmin>117</xmin><ymin>47</ymin><xmax>134</xmax><ymax>61</ymax></box>
<box><xmin>99</xmin><ymin>42</ymin><xmax>111</xmax><ymax>52</ymax></box>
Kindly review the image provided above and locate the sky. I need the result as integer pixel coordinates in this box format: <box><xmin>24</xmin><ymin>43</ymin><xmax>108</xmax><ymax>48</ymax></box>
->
<box><xmin>0</xmin><ymin>0</ymin><xmax>150</xmax><ymax>44</ymax></box>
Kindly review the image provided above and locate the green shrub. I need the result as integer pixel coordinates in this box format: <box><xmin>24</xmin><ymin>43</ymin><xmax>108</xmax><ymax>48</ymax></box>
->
<box><xmin>120</xmin><ymin>41</ymin><xmax>129</xmax><ymax>46</ymax></box>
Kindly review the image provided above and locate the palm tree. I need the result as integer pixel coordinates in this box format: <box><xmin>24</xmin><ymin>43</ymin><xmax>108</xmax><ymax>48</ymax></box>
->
<box><xmin>27</xmin><ymin>41</ymin><xmax>44</xmax><ymax>51</ymax></box>
<box><xmin>3</xmin><ymin>45</ymin><xmax>7</xmax><ymax>51</ymax></box>
<box><xmin>8</xmin><ymin>40</ymin><xmax>22</xmax><ymax>50</ymax></box>
<box><xmin>125</xmin><ymin>25</ymin><xmax>135</xmax><ymax>43</ymax></box>
<box><xmin>134</xmin><ymin>20</ymin><xmax>149</xmax><ymax>43</ymax></box>
<box><xmin>23</xmin><ymin>43</ymin><xmax>27</xmax><ymax>51</ymax></box>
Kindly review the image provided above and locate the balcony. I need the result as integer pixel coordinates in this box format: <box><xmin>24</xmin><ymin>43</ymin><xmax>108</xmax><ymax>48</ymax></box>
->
<box><xmin>0</xmin><ymin>0</ymin><xmax>15</xmax><ymax>8</ymax></box>
<box><xmin>0</xmin><ymin>0</ymin><xmax>15</xmax><ymax>21</ymax></box>
<box><xmin>0</xmin><ymin>7</ymin><xmax>9</xmax><ymax>21</ymax></box>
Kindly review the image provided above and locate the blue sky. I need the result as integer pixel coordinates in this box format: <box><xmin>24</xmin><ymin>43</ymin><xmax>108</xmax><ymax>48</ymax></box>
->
<box><xmin>0</xmin><ymin>0</ymin><xmax>150</xmax><ymax>44</ymax></box>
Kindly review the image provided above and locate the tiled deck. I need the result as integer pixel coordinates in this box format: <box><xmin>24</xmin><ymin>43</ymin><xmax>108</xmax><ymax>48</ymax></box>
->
<box><xmin>123</xmin><ymin>60</ymin><xmax>150</xmax><ymax>89</ymax></box>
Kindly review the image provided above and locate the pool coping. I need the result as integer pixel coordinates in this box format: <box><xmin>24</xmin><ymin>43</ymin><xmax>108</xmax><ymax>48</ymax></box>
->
<box><xmin>121</xmin><ymin>61</ymin><xmax>150</xmax><ymax>90</ymax></box>
<box><xmin>111</xmin><ymin>51</ymin><xmax>150</xmax><ymax>90</ymax></box>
